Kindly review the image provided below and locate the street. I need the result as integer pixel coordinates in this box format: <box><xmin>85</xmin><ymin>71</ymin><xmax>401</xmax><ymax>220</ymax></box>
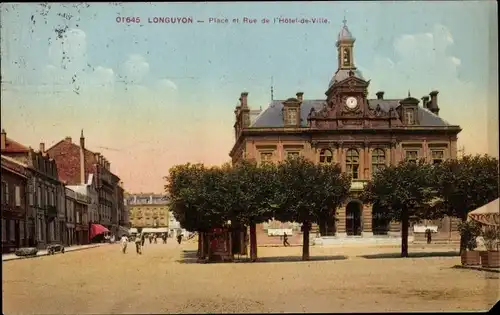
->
<box><xmin>2</xmin><ymin>241</ymin><xmax>498</xmax><ymax>314</ymax></box>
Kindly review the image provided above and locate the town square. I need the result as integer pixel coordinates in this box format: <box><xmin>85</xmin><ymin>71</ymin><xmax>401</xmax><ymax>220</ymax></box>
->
<box><xmin>2</xmin><ymin>241</ymin><xmax>498</xmax><ymax>314</ymax></box>
<box><xmin>1</xmin><ymin>2</ymin><xmax>499</xmax><ymax>314</ymax></box>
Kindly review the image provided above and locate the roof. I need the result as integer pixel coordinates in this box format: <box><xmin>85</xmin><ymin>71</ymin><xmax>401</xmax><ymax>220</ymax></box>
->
<box><xmin>338</xmin><ymin>24</ymin><xmax>354</xmax><ymax>41</ymax></box>
<box><xmin>2</xmin><ymin>137</ymin><xmax>30</xmax><ymax>153</ymax></box>
<box><xmin>250</xmin><ymin>99</ymin><xmax>453</xmax><ymax>128</ymax></box>
<box><xmin>468</xmin><ymin>198</ymin><xmax>500</xmax><ymax>226</ymax></box>
<box><xmin>329</xmin><ymin>69</ymin><xmax>365</xmax><ymax>88</ymax></box>
<box><xmin>1</xmin><ymin>154</ymin><xmax>28</xmax><ymax>168</ymax></box>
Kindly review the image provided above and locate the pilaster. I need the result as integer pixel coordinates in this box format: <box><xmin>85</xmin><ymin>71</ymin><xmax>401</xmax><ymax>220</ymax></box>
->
<box><xmin>362</xmin><ymin>203</ymin><xmax>373</xmax><ymax>236</ymax></box>
<box><xmin>336</xmin><ymin>206</ymin><xmax>346</xmax><ymax>234</ymax></box>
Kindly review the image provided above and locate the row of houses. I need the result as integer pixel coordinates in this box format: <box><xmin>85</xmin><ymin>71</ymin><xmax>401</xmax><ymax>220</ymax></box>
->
<box><xmin>1</xmin><ymin>129</ymin><xmax>128</xmax><ymax>253</ymax></box>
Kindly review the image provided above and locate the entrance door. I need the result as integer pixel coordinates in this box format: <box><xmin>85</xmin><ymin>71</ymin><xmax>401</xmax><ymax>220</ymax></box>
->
<box><xmin>346</xmin><ymin>201</ymin><xmax>362</xmax><ymax>236</ymax></box>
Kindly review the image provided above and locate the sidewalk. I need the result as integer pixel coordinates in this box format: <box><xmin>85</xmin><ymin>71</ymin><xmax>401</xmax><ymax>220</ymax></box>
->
<box><xmin>2</xmin><ymin>243</ymin><xmax>108</xmax><ymax>262</ymax></box>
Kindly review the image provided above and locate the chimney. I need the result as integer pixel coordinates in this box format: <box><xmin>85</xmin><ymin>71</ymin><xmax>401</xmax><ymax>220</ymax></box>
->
<box><xmin>240</xmin><ymin>92</ymin><xmax>248</xmax><ymax>108</ymax></box>
<box><xmin>1</xmin><ymin>129</ymin><xmax>6</xmax><ymax>150</ymax></box>
<box><xmin>428</xmin><ymin>90</ymin><xmax>440</xmax><ymax>116</ymax></box>
<box><xmin>421</xmin><ymin>96</ymin><xmax>430</xmax><ymax>109</ymax></box>
<box><xmin>376</xmin><ymin>91</ymin><xmax>384</xmax><ymax>100</ymax></box>
<box><xmin>80</xmin><ymin>129</ymin><xmax>85</xmax><ymax>184</ymax></box>
<box><xmin>296</xmin><ymin>92</ymin><xmax>304</xmax><ymax>102</ymax></box>
<box><xmin>39</xmin><ymin>142</ymin><xmax>45</xmax><ymax>153</ymax></box>
<box><xmin>65</xmin><ymin>136</ymin><xmax>72</xmax><ymax>143</ymax></box>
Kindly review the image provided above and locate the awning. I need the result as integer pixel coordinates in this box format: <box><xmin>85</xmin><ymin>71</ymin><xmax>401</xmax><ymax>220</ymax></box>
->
<box><xmin>89</xmin><ymin>224</ymin><xmax>110</xmax><ymax>240</ymax></box>
<box><xmin>142</xmin><ymin>228</ymin><xmax>169</xmax><ymax>233</ymax></box>
<box><xmin>129</xmin><ymin>228</ymin><xmax>138</xmax><ymax>234</ymax></box>
<box><xmin>468</xmin><ymin>198</ymin><xmax>500</xmax><ymax>226</ymax></box>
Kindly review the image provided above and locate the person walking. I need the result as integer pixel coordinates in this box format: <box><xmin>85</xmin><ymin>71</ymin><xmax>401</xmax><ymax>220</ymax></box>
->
<box><xmin>120</xmin><ymin>235</ymin><xmax>128</xmax><ymax>254</ymax></box>
<box><xmin>177</xmin><ymin>234</ymin><xmax>183</xmax><ymax>244</ymax></box>
<box><xmin>426</xmin><ymin>228</ymin><xmax>432</xmax><ymax>244</ymax></box>
<box><xmin>135</xmin><ymin>233</ymin><xmax>142</xmax><ymax>254</ymax></box>
<box><xmin>141</xmin><ymin>232</ymin><xmax>146</xmax><ymax>247</ymax></box>
<box><xmin>283</xmin><ymin>232</ymin><xmax>290</xmax><ymax>247</ymax></box>
<box><xmin>162</xmin><ymin>233</ymin><xmax>167</xmax><ymax>244</ymax></box>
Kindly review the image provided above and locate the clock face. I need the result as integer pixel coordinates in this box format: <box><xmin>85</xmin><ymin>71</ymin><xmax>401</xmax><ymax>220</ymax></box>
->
<box><xmin>346</xmin><ymin>97</ymin><xmax>358</xmax><ymax>109</ymax></box>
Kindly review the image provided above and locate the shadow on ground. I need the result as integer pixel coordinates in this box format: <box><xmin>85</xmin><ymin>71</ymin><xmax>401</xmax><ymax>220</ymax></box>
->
<box><xmin>177</xmin><ymin>250</ymin><xmax>347</xmax><ymax>264</ymax></box>
<box><xmin>360</xmin><ymin>251</ymin><xmax>459</xmax><ymax>259</ymax></box>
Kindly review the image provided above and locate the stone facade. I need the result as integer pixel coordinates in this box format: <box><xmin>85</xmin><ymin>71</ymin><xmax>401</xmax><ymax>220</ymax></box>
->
<box><xmin>126</xmin><ymin>193</ymin><xmax>169</xmax><ymax>229</ymax></box>
<box><xmin>229</xmin><ymin>21</ymin><xmax>462</xmax><ymax>239</ymax></box>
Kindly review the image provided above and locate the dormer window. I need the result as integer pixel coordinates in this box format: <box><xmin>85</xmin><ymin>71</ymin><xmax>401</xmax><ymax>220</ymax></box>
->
<box><xmin>405</xmin><ymin>109</ymin><xmax>415</xmax><ymax>125</ymax></box>
<box><xmin>286</xmin><ymin>109</ymin><xmax>297</xmax><ymax>126</ymax></box>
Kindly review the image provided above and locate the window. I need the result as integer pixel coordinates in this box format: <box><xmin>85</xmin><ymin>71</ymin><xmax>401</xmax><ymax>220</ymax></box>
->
<box><xmin>405</xmin><ymin>150</ymin><xmax>419</xmax><ymax>163</ymax></box>
<box><xmin>15</xmin><ymin>186</ymin><xmax>21</xmax><ymax>207</ymax></box>
<box><xmin>29</xmin><ymin>186</ymin><xmax>33</xmax><ymax>206</ymax></box>
<box><xmin>405</xmin><ymin>109</ymin><xmax>415</xmax><ymax>125</ymax></box>
<box><xmin>2</xmin><ymin>182</ymin><xmax>9</xmax><ymax>205</ymax></box>
<box><xmin>431</xmin><ymin>150</ymin><xmax>444</xmax><ymax>165</ymax></box>
<box><xmin>319</xmin><ymin>149</ymin><xmax>334</xmax><ymax>164</ymax></box>
<box><xmin>346</xmin><ymin>149</ymin><xmax>360</xmax><ymax>179</ymax></box>
<box><xmin>371</xmin><ymin>149</ymin><xmax>386</xmax><ymax>174</ymax></box>
<box><xmin>76</xmin><ymin>211</ymin><xmax>80</xmax><ymax>224</ymax></box>
<box><xmin>286</xmin><ymin>110</ymin><xmax>297</xmax><ymax>125</ymax></box>
<box><xmin>260</xmin><ymin>152</ymin><xmax>273</xmax><ymax>163</ymax></box>
<box><xmin>37</xmin><ymin>186</ymin><xmax>42</xmax><ymax>207</ymax></box>
<box><xmin>19</xmin><ymin>221</ymin><xmax>25</xmax><ymax>241</ymax></box>
<box><xmin>2</xmin><ymin>219</ymin><xmax>6</xmax><ymax>241</ymax></box>
<box><xmin>286</xmin><ymin>151</ymin><xmax>300</xmax><ymax>159</ymax></box>
<box><xmin>10</xmin><ymin>220</ymin><xmax>15</xmax><ymax>241</ymax></box>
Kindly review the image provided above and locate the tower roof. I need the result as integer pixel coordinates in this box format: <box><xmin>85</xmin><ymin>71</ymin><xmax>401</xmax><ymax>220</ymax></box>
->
<box><xmin>337</xmin><ymin>18</ymin><xmax>354</xmax><ymax>41</ymax></box>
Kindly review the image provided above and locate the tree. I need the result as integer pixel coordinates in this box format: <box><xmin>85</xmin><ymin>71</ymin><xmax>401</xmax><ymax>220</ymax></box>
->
<box><xmin>165</xmin><ymin>163</ymin><xmax>230</xmax><ymax>258</ymax></box>
<box><xmin>275</xmin><ymin>156</ymin><xmax>351</xmax><ymax>260</ymax></box>
<box><xmin>431</xmin><ymin>154</ymin><xmax>499</xmax><ymax>253</ymax></box>
<box><xmin>362</xmin><ymin>159</ymin><xmax>435</xmax><ymax>257</ymax></box>
<box><xmin>228</xmin><ymin>160</ymin><xmax>279</xmax><ymax>261</ymax></box>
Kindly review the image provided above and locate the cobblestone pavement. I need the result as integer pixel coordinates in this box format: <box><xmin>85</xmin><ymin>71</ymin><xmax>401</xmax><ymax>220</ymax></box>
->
<box><xmin>2</xmin><ymin>242</ymin><xmax>498</xmax><ymax>314</ymax></box>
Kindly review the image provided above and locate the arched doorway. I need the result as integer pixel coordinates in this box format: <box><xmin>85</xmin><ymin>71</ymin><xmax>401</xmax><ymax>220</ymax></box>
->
<box><xmin>346</xmin><ymin>201</ymin><xmax>362</xmax><ymax>236</ymax></box>
<box><xmin>372</xmin><ymin>202</ymin><xmax>390</xmax><ymax>235</ymax></box>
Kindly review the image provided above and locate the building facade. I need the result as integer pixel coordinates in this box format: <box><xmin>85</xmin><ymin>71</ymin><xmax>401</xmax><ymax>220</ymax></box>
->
<box><xmin>46</xmin><ymin>131</ymin><xmax>126</xmax><ymax>239</ymax></box>
<box><xmin>229</xmin><ymin>21</ymin><xmax>462</xmax><ymax>239</ymax></box>
<box><xmin>1</xmin><ymin>155</ymin><xmax>29</xmax><ymax>253</ymax></box>
<box><xmin>66</xmin><ymin>186</ymin><xmax>90</xmax><ymax>244</ymax></box>
<box><xmin>1</xmin><ymin>130</ymin><xmax>65</xmax><ymax>249</ymax></box>
<box><xmin>126</xmin><ymin>193</ymin><xmax>169</xmax><ymax>230</ymax></box>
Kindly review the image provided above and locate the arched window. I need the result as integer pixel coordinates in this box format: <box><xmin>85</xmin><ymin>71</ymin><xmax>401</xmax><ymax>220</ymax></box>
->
<box><xmin>346</xmin><ymin>149</ymin><xmax>359</xmax><ymax>179</ymax></box>
<box><xmin>371</xmin><ymin>148</ymin><xmax>386</xmax><ymax>174</ymax></box>
<box><xmin>319</xmin><ymin>149</ymin><xmax>333</xmax><ymax>164</ymax></box>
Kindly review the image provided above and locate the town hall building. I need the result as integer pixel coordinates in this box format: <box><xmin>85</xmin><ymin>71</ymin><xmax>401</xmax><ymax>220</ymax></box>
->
<box><xmin>229</xmin><ymin>20</ymin><xmax>462</xmax><ymax>241</ymax></box>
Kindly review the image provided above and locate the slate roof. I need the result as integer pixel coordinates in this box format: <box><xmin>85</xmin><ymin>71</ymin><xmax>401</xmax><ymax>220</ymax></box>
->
<box><xmin>329</xmin><ymin>69</ymin><xmax>365</xmax><ymax>88</ymax></box>
<box><xmin>250</xmin><ymin>99</ymin><xmax>452</xmax><ymax>128</ymax></box>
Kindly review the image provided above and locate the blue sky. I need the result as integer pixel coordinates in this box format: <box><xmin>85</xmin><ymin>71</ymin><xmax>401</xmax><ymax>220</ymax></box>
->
<box><xmin>1</xmin><ymin>2</ymin><xmax>498</xmax><ymax>192</ymax></box>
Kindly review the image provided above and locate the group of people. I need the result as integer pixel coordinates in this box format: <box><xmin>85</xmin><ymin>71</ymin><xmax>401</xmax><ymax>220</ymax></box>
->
<box><xmin>120</xmin><ymin>232</ymin><xmax>184</xmax><ymax>254</ymax></box>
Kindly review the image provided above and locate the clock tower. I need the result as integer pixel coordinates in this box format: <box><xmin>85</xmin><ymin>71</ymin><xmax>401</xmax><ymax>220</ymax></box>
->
<box><xmin>322</xmin><ymin>18</ymin><xmax>371</xmax><ymax>122</ymax></box>
<box><xmin>337</xmin><ymin>18</ymin><xmax>356</xmax><ymax>70</ymax></box>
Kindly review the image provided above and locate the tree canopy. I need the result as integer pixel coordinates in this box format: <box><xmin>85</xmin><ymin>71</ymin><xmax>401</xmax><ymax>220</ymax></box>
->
<box><xmin>431</xmin><ymin>154</ymin><xmax>499</xmax><ymax>221</ymax></box>
<box><xmin>362</xmin><ymin>159</ymin><xmax>435</xmax><ymax>257</ymax></box>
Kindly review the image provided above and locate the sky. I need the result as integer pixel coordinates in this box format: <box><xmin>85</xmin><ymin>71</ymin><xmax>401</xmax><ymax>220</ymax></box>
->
<box><xmin>1</xmin><ymin>2</ymin><xmax>498</xmax><ymax>193</ymax></box>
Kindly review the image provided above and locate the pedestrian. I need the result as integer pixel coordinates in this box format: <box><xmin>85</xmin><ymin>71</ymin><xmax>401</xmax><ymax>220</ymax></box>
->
<box><xmin>177</xmin><ymin>234</ymin><xmax>182</xmax><ymax>244</ymax></box>
<box><xmin>141</xmin><ymin>232</ymin><xmax>146</xmax><ymax>247</ymax></box>
<box><xmin>426</xmin><ymin>228</ymin><xmax>432</xmax><ymax>244</ymax></box>
<box><xmin>283</xmin><ymin>232</ymin><xmax>290</xmax><ymax>247</ymax></box>
<box><xmin>162</xmin><ymin>233</ymin><xmax>167</xmax><ymax>244</ymax></box>
<box><xmin>120</xmin><ymin>235</ymin><xmax>128</xmax><ymax>254</ymax></box>
<box><xmin>135</xmin><ymin>233</ymin><xmax>142</xmax><ymax>254</ymax></box>
<box><xmin>154</xmin><ymin>234</ymin><xmax>157</xmax><ymax>244</ymax></box>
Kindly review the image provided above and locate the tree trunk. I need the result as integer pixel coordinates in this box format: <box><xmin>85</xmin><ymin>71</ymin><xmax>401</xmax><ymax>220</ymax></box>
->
<box><xmin>401</xmin><ymin>211</ymin><xmax>409</xmax><ymax>258</ymax></box>
<box><xmin>197</xmin><ymin>232</ymin><xmax>202</xmax><ymax>258</ymax></box>
<box><xmin>459</xmin><ymin>214</ymin><xmax>468</xmax><ymax>255</ymax></box>
<box><xmin>250</xmin><ymin>223</ymin><xmax>258</xmax><ymax>262</ymax></box>
<box><xmin>302</xmin><ymin>221</ymin><xmax>310</xmax><ymax>261</ymax></box>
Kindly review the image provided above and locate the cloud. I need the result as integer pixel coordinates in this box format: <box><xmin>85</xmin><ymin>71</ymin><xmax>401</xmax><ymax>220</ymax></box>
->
<box><xmin>362</xmin><ymin>24</ymin><xmax>494</xmax><ymax>155</ymax></box>
<box><xmin>121</xmin><ymin>54</ymin><xmax>150</xmax><ymax>84</ymax></box>
<box><xmin>157</xmin><ymin>78</ymin><xmax>178</xmax><ymax>91</ymax></box>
